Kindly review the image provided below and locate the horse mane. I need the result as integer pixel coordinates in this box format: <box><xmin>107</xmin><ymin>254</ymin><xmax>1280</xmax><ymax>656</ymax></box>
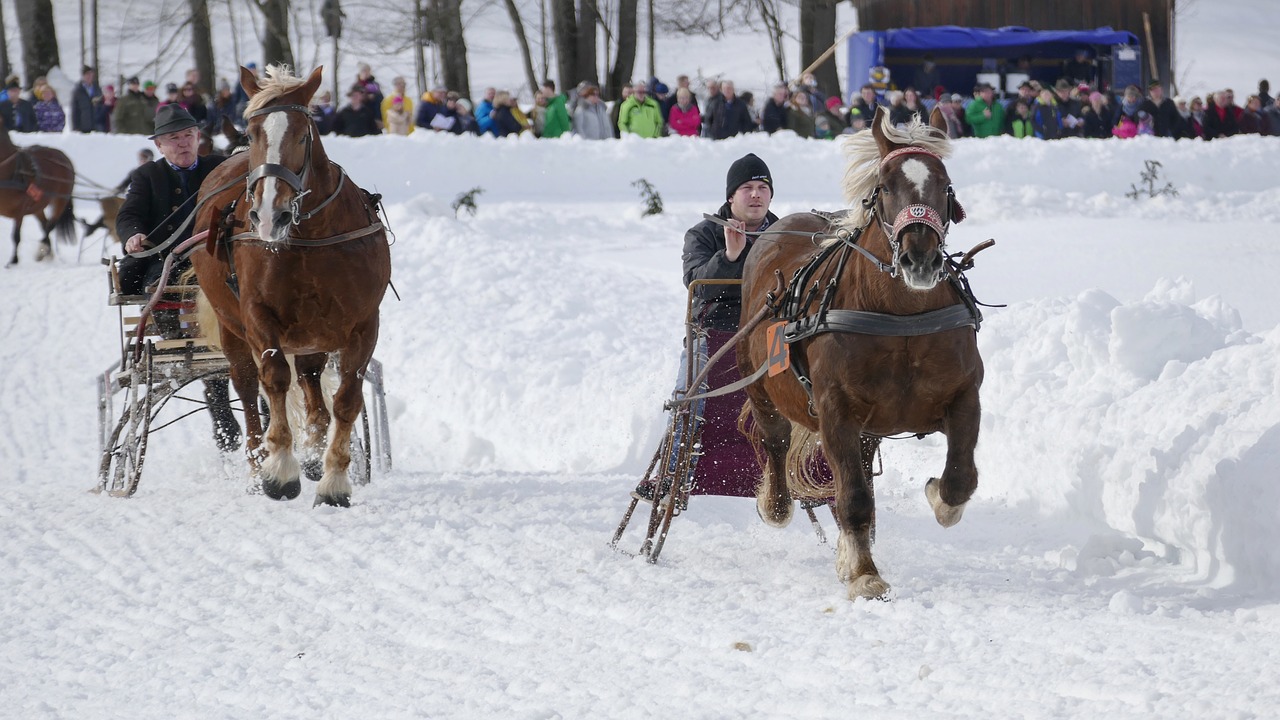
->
<box><xmin>244</xmin><ymin>65</ymin><xmax>308</xmax><ymax>115</ymax></box>
<box><xmin>835</xmin><ymin>110</ymin><xmax>952</xmax><ymax>235</ymax></box>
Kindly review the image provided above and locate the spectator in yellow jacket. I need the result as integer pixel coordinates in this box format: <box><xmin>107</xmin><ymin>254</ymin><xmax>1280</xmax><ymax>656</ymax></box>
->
<box><xmin>380</xmin><ymin>76</ymin><xmax>415</xmax><ymax>134</ymax></box>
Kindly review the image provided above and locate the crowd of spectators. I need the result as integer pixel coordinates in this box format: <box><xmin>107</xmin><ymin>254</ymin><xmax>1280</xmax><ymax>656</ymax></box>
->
<box><xmin>5</xmin><ymin>59</ymin><xmax>1276</xmax><ymax>143</ymax></box>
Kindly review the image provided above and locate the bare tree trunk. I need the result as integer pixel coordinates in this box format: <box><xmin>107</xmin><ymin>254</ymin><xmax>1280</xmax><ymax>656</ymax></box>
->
<box><xmin>551</xmin><ymin>0</ymin><xmax>577</xmax><ymax>91</ymax></box>
<box><xmin>91</xmin><ymin>0</ymin><xmax>99</xmax><ymax>78</ymax></box>
<box><xmin>189</xmin><ymin>0</ymin><xmax>216</xmax><ymax>95</ymax></box>
<box><xmin>501</xmin><ymin>0</ymin><xmax>540</xmax><ymax>95</ymax></box>
<box><xmin>413</xmin><ymin>0</ymin><xmax>426</xmax><ymax>95</ymax></box>
<box><xmin>606</xmin><ymin>0</ymin><xmax>636</xmax><ymax>98</ymax></box>
<box><xmin>430</xmin><ymin>0</ymin><xmax>470</xmax><ymax>97</ymax></box>
<box><xmin>575</xmin><ymin>0</ymin><xmax>599</xmax><ymax>87</ymax></box>
<box><xmin>0</xmin><ymin>1</ymin><xmax>10</xmax><ymax>81</ymax></box>
<box><xmin>14</xmin><ymin>0</ymin><xmax>60</xmax><ymax>86</ymax></box>
<box><xmin>799</xmin><ymin>0</ymin><xmax>838</xmax><ymax>97</ymax></box>
<box><xmin>759</xmin><ymin>0</ymin><xmax>785</xmax><ymax>85</ymax></box>
<box><xmin>646</xmin><ymin>0</ymin><xmax>653</xmax><ymax>80</ymax></box>
<box><xmin>254</xmin><ymin>0</ymin><xmax>295</xmax><ymax>68</ymax></box>
<box><xmin>227</xmin><ymin>0</ymin><xmax>242</xmax><ymax>66</ymax></box>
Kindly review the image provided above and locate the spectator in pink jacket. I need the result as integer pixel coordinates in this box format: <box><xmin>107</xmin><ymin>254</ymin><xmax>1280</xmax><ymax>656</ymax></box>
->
<box><xmin>668</xmin><ymin>87</ymin><xmax>702</xmax><ymax>137</ymax></box>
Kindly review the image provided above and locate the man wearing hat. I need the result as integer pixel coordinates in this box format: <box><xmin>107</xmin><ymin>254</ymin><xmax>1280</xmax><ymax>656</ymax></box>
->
<box><xmin>682</xmin><ymin>153</ymin><xmax>778</xmax><ymax>331</ymax></box>
<box><xmin>114</xmin><ymin>104</ymin><xmax>239</xmax><ymax>451</ymax></box>
<box><xmin>1141</xmin><ymin>80</ymin><xmax>1185</xmax><ymax>138</ymax></box>
<box><xmin>111</xmin><ymin>77</ymin><xmax>159</xmax><ymax>135</ymax></box>
<box><xmin>0</xmin><ymin>80</ymin><xmax>36</xmax><ymax>132</ymax></box>
<box><xmin>964</xmin><ymin>82</ymin><xmax>1005</xmax><ymax>137</ymax></box>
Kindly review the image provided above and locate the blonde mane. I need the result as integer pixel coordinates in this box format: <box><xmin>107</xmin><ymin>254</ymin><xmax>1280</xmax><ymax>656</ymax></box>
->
<box><xmin>243</xmin><ymin>65</ymin><xmax>309</xmax><ymax>116</ymax></box>
<box><xmin>835</xmin><ymin>110</ymin><xmax>952</xmax><ymax>234</ymax></box>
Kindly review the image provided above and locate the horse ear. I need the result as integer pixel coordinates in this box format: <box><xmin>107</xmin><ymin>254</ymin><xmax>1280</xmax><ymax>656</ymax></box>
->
<box><xmin>299</xmin><ymin>66</ymin><xmax>324</xmax><ymax>103</ymax></box>
<box><xmin>928</xmin><ymin>105</ymin><xmax>948</xmax><ymax>135</ymax></box>
<box><xmin>240</xmin><ymin>66</ymin><xmax>261</xmax><ymax>98</ymax></box>
<box><xmin>871</xmin><ymin>106</ymin><xmax>895</xmax><ymax>156</ymax></box>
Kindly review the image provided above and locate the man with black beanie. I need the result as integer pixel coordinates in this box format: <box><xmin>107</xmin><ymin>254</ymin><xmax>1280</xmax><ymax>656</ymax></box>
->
<box><xmin>681</xmin><ymin>153</ymin><xmax>779</xmax><ymax>331</ymax></box>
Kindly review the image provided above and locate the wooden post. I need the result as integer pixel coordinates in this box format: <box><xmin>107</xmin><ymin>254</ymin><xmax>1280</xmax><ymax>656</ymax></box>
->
<box><xmin>1142</xmin><ymin>11</ymin><xmax>1159</xmax><ymax>85</ymax></box>
<box><xmin>791</xmin><ymin>26</ymin><xmax>856</xmax><ymax>88</ymax></box>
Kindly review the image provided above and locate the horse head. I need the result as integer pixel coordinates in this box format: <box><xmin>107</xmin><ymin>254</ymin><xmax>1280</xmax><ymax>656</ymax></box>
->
<box><xmin>868</xmin><ymin>106</ymin><xmax>966</xmax><ymax>291</ymax></box>
<box><xmin>240</xmin><ymin>65</ymin><xmax>325</xmax><ymax>244</ymax></box>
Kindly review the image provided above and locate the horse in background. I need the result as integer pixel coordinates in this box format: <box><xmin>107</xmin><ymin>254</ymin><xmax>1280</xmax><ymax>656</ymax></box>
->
<box><xmin>0</xmin><ymin>115</ymin><xmax>76</xmax><ymax>266</ymax></box>
<box><xmin>191</xmin><ymin>65</ymin><xmax>391</xmax><ymax>507</ymax></box>
<box><xmin>738</xmin><ymin>106</ymin><xmax>983</xmax><ymax>599</ymax></box>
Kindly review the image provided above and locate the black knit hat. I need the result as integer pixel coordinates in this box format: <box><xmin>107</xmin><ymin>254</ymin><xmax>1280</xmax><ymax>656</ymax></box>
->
<box><xmin>726</xmin><ymin>153</ymin><xmax>773</xmax><ymax>199</ymax></box>
<box><xmin>149</xmin><ymin>104</ymin><xmax>199</xmax><ymax>139</ymax></box>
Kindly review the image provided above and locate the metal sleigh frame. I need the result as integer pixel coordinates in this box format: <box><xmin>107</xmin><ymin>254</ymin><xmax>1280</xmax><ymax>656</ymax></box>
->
<box><xmin>610</xmin><ymin>279</ymin><xmax>877</xmax><ymax>564</ymax></box>
<box><xmin>94</xmin><ymin>264</ymin><xmax>393</xmax><ymax>498</ymax></box>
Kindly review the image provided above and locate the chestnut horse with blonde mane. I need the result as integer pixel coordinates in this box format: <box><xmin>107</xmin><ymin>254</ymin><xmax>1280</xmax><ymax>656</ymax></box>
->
<box><xmin>738</xmin><ymin>107</ymin><xmax>983</xmax><ymax>599</ymax></box>
<box><xmin>191</xmin><ymin>65</ymin><xmax>391</xmax><ymax>506</ymax></box>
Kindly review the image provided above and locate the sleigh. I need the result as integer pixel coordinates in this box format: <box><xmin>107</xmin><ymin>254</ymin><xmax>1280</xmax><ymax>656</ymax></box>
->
<box><xmin>610</xmin><ymin>279</ymin><xmax>881</xmax><ymax>563</ymax></box>
<box><xmin>95</xmin><ymin>261</ymin><xmax>393</xmax><ymax>497</ymax></box>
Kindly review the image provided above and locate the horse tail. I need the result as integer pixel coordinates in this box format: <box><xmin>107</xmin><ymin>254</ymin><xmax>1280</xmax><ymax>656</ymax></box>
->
<box><xmin>52</xmin><ymin>197</ymin><xmax>76</xmax><ymax>245</ymax></box>
<box><xmin>738</xmin><ymin>400</ymin><xmax>767</xmax><ymax>475</ymax></box>
<box><xmin>784</xmin><ymin>425</ymin><xmax>834</xmax><ymax>499</ymax></box>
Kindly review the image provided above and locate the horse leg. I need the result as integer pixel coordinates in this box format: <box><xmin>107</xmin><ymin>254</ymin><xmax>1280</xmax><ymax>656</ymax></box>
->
<box><xmin>34</xmin><ymin>207</ymin><xmax>53</xmax><ymax>261</ymax></box>
<box><xmin>220</xmin><ymin>331</ymin><xmax>264</xmax><ymax>465</ymax></box>
<box><xmin>926</xmin><ymin>384</ymin><xmax>981</xmax><ymax>528</ymax></box>
<box><xmin>822</xmin><ymin>416</ymin><xmax>887</xmax><ymax>599</ymax></box>
<box><xmin>744</xmin><ymin>385</ymin><xmax>795</xmax><ymax>528</ymax></box>
<box><xmin>253</xmin><ymin>339</ymin><xmax>301</xmax><ymax>501</ymax></box>
<box><xmin>315</xmin><ymin>333</ymin><xmax>376</xmax><ymax>508</ymax></box>
<box><xmin>7</xmin><ymin>220</ymin><xmax>19</xmax><ymax>267</ymax></box>
<box><xmin>293</xmin><ymin>352</ymin><xmax>332</xmax><ymax>483</ymax></box>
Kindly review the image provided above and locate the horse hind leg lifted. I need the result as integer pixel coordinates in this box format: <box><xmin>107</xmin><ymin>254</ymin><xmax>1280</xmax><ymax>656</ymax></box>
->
<box><xmin>741</xmin><ymin>391</ymin><xmax>796</xmax><ymax>529</ymax></box>
<box><xmin>291</xmin><ymin>353</ymin><xmax>333</xmax><ymax>483</ymax></box>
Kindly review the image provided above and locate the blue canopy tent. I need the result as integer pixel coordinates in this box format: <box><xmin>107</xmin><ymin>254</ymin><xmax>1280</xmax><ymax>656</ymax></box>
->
<box><xmin>847</xmin><ymin>25</ymin><xmax>1142</xmax><ymax>102</ymax></box>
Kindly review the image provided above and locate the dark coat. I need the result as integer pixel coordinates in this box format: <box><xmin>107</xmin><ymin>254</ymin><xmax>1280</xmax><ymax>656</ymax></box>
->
<box><xmin>762</xmin><ymin>99</ymin><xmax>788</xmax><ymax>134</ymax></box>
<box><xmin>1140</xmin><ymin>97</ymin><xmax>1183</xmax><ymax>138</ymax></box>
<box><xmin>332</xmin><ymin>103</ymin><xmax>381</xmax><ymax>137</ymax></box>
<box><xmin>1202</xmin><ymin>101</ymin><xmax>1240</xmax><ymax>140</ymax></box>
<box><xmin>707</xmin><ymin>97</ymin><xmax>755</xmax><ymax>139</ymax></box>
<box><xmin>682</xmin><ymin>201</ymin><xmax>780</xmax><ymax>331</ymax></box>
<box><xmin>70</xmin><ymin>81</ymin><xmax>102</xmax><ymax>132</ymax></box>
<box><xmin>116</xmin><ymin>154</ymin><xmax>229</xmax><ymax>250</ymax></box>
<box><xmin>0</xmin><ymin>98</ymin><xmax>38</xmax><ymax>133</ymax></box>
<box><xmin>1032</xmin><ymin>102</ymin><xmax>1062</xmax><ymax>139</ymax></box>
<box><xmin>492</xmin><ymin>105</ymin><xmax>524</xmax><ymax>136</ymax></box>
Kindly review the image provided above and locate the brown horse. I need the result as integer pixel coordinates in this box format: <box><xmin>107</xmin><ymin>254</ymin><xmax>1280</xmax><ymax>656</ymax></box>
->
<box><xmin>191</xmin><ymin>65</ymin><xmax>391</xmax><ymax>506</ymax></box>
<box><xmin>738</xmin><ymin>107</ymin><xmax>983</xmax><ymax>599</ymax></box>
<box><xmin>0</xmin><ymin>116</ymin><xmax>76</xmax><ymax>266</ymax></box>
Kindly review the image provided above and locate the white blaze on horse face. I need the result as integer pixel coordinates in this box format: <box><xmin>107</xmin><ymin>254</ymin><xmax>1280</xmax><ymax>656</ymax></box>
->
<box><xmin>900</xmin><ymin>158</ymin><xmax>931</xmax><ymax>200</ymax></box>
<box><xmin>256</xmin><ymin>111</ymin><xmax>290</xmax><ymax>243</ymax></box>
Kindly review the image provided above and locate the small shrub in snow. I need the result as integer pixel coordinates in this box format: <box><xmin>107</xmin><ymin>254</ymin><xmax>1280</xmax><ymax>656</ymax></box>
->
<box><xmin>632</xmin><ymin>178</ymin><xmax>663</xmax><ymax>216</ymax></box>
<box><xmin>1126</xmin><ymin>160</ymin><xmax>1179</xmax><ymax>200</ymax></box>
<box><xmin>452</xmin><ymin>187</ymin><xmax>484</xmax><ymax>217</ymax></box>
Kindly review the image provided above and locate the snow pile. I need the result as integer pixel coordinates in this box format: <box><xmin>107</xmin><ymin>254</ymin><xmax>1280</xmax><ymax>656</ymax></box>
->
<box><xmin>979</xmin><ymin>279</ymin><xmax>1280</xmax><ymax>593</ymax></box>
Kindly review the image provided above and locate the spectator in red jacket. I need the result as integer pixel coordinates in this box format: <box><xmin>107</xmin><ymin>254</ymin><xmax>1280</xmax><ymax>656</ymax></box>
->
<box><xmin>668</xmin><ymin>87</ymin><xmax>702</xmax><ymax>137</ymax></box>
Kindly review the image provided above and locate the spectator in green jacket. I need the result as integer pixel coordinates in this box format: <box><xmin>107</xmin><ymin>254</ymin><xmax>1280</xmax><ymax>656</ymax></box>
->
<box><xmin>539</xmin><ymin>79</ymin><xmax>571</xmax><ymax>138</ymax></box>
<box><xmin>111</xmin><ymin>76</ymin><xmax>159</xmax><ymax>135</ymax></box>
<box><xmin>964</xmin><ymin>82</ymin><xmax>1006</xmax><ymax>138</ymax></box>
<box><xmin>617</xmin><ymin>80</ymin><xmax>664</xmax><ymax>138</ymax></box>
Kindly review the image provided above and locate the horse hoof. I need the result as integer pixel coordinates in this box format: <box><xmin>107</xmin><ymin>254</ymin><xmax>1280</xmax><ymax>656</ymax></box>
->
<box><xmin>925</xmin><ymin>478</ymin><xmax>966</xmax><ymax>528</ymax></box>
<box><xmin>302</xmin><ymin>459</ymin><xmax>323</xmax><ymax>483</ymax></box>
<box><xmin>313</xmin><ymin>493</ymin><xmax>350</xmax><ymax>508</ymax></box>
<box><xmin>756</xmin><ymin>493</ymin><xmax>794</xmax><ymax>528</ymax></box>
<box><xmin>847</xmin><ymin>574</ymin><xmax>890</xmax><ymax>600</ymax></box>
<box><xmin>262</xmin><ymin>477</ymin><xmax>301</xmax><ymax>501</ymax></box>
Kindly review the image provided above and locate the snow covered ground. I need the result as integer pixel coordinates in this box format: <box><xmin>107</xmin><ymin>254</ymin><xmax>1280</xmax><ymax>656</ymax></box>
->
<box><xmin>1</xmin><ymin>126</ymin><xmax>1279</xmax><ymax>717</ymax></box>
<box><xmin>1</xmin><ymin>1</ymin><xmax>1278</xmax><ymax>716</ymax></box>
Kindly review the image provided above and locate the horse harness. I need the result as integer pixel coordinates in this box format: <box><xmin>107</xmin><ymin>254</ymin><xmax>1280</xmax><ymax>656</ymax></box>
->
<box><xmin>676</xmin><ymin>146</ymin><xmax>993</xmax><ymax>415</ymax></box>
<box><xmin>212</xmin><ymin>103</ymin><xmax>387</xmax><ymax>298</ymax></box>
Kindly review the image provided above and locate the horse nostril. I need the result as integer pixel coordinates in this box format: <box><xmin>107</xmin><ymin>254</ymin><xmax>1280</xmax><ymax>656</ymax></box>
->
<box><xmin>273</xmin><ymin>210</ymin><xmax>293</xmax><ymax>228</ymax></box>
<box><xmin>248</xmin><ymin>209</ymin><xmax>260</xmax><ymax>226</ymax></box>
<box><xmin>900</xmin><ymin>253</ymin><xmax>915</xmax><ymax>269</ymax></box>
